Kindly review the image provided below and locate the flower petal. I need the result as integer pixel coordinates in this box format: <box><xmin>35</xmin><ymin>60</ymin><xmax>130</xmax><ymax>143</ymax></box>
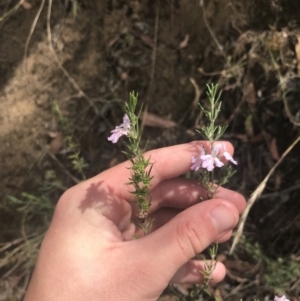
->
<box><xmin>223</xmin><ymin>151</ymin><xmax>238</xmax><ymax>165</ymax></box>
<box><xmin>191</xmin><ymin>155</ymin><xmax>202</xmax><ymax>171</ymax></box>
<box><xmin>122</xmin><ymin>114</ymin><xmax>131</xmax><ymax>129</ymax></box>
<box><xmin>202</xmin><ymin>158</ymin><xmax>214</xmax><ymax>171</ymax></box>
<box><xmin>214</xmin><ymin>157</ymin><xmax>224</xmax><ymax>168</ymax></box>
<box><xmin>200</xmin><ymin>146</ymin><xmax>206</xmax><ymax>156</ymax></box>
<box><xmin>107</xmin><ymin>131</ymin><xmax>121</xmax><ymax>143</ymax></box>
<box><xmin>222</xmin><ymin>143</ymin><xmax>238</xmax><ymax>165</ymax></box>
<box><xmin>211</xmin><ymin>144</ymin><xmax>221</xmax><ymax>156</ymax></box>
<box><xmin>274</xmin><ymin>296</ymin><xmax>289</xmax><ymax>301</ymax></box>
<box><xmin>108</xmin><ymin>114</ymin><xmax>131</xmax><ymax>143</ymax></box>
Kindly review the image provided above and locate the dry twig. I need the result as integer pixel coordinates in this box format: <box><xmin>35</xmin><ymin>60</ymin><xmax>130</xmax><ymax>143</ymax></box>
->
<box><xmin>47</xmin><ymin>151</ymin><xmax>80</xmax><ymax>184</ymax></box>
<box><xmin>23</xmin><ymin>0</ymin><xmax>46</xmax><ymax>67</ymax></box>
<box><xmin>178</xmin><ymin>78</ymin><xmax>203</xmax><ymax>125</ymax></box>
<box><xmin>199</xmin><ymin>0</ymin><xmax>226</xmax><ymax>60</ymax></box>
<box><xmin>141</xmin><ymin>0</ymin><xmax>160</xmax><ymax>132</ymax></box>
<box><xmin>230</xmin><ymin>135</ymin><xmax>300</xmax><ymax>254</ymax></box>
<box><xmin>0</xmin><ymin>0</ymin><xmax>25</xmax><ymax>22</ymax></box>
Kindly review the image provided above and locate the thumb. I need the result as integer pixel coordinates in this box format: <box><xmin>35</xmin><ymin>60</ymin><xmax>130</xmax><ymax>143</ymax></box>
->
<box><xmin>139</xmin><ymin>199</ymin><xmax>239</xmax><ymax>281</ymax></box>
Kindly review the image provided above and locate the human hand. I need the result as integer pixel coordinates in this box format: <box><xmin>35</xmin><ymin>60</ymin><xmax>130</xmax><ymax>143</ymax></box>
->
<box><xmin>24</xmin><ymin>141</ymin><xmax>245</xmax><ymax>301</ymax></box>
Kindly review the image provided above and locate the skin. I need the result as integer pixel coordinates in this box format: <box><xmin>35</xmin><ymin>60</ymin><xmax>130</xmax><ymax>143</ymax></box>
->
<box><xmin>24</xmin><ymin>141</ymin><xmax>246</xmax><ymax>301</ymax></box>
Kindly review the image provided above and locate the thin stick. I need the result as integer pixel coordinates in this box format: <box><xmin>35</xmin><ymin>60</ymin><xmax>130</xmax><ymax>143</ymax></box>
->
<box><xmin>149</xmin><ymin>0</ymin><xmax>160</xmax><ymax>99</ymax></box>
<box><xmin>0</xmin><ymin>0</ymin><xmax>25</xmax><ymax>22</ymax></box>
<box><xmin>141</xmin><ymin>0</ymin><xmax>159</xmax><ymax>132</ymax></box>
<box><xmin>177</xmin><ymin>77</ymin><xmax>202</xmax><ymax>125</ymax></box>
<box><xmin>0</xmin><ymin>235</ymin><xmax>36</xmax><ymax>251</ymax></box>
<box><xmin>199</xmin><ymin>0</ymin><xmax>226</xmax><ymax>60</ymax></box>
<box><xmin>47</xmin><ymin>151</ymin><xmax>80</xmax><ymax>184</ymax></box>
<box><xmin>23</xmin><ymin>0</ymin><xmax>46</xmax><ymax>68</ymax></box>
<box><xmin>230</xmin><ymin>135</ymin><xmax>300</xmax><ymax>254</ymax></box>
<box><xmin>189</xmin><ymin>77</ymin><xmax>201</xmax><ymax>109</ymax></box>
<box><xmin>46</xmin><ymin>0</ymin><xmax>98</xmax><ymax>114</ymax></box>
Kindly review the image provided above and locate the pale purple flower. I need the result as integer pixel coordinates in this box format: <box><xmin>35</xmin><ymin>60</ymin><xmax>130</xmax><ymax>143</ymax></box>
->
<box><xmin>108</xmin><ymin>114</ymin><xmax>131</xmax><ymax>143</ymax></box>
<box><xmin>191</xmin><ymin>143</ymin><xmax>237</xmax><ymax>172</ymax></box>
<box><xmin>274</xmin><ymin>296</ymin><xmax>289</xmax><ymax>301</ymax></box>
<box><xmin>221</xmin><ymin>143</ymin><xmax>238</xmax><ymax>165</ymax></box>
<box><xmin>200</xmin><ymin>144</ymin><xmax>224</xmax><ymax>171</ymax></box>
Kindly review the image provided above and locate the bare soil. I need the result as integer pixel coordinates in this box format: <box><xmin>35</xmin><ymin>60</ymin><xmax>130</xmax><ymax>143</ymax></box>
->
<box><xmin>1</xmin><ymin>0</ymin><xmax>300</xmax><ymax>300</ymax></box>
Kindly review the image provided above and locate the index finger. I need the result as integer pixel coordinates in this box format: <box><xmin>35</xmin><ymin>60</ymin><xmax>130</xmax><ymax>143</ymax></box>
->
<box><xmin>86</xmin><ymin>141</ymin><xmax>235</xmax><ymax>199</ymax></box>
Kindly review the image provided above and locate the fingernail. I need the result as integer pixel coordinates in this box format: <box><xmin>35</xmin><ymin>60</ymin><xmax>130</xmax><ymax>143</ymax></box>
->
<box><xmin>210</xmin><ymin>205</ymin><xmax>236</xmax><ymax>233</ymax></box>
